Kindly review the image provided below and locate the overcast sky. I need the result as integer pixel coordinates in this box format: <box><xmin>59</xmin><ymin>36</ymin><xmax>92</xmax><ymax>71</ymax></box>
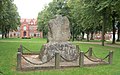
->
<box><xmin>14</xmin><ymin>0</ymin><xmax>53</xmax><ymax>19</ymax></box>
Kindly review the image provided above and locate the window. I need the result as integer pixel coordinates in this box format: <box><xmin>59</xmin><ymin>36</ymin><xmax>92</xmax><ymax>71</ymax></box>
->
<box><xmin>23</xmin><ymin>26</ymin><xmax>26</xmax><ymax>31</ymax></box>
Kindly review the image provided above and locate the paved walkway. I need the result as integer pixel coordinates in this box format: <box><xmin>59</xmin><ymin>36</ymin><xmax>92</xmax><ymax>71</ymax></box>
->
<box><xmin>0</xmin><ymin>40</ymin><xmax>43</xmax><ymax>43</ymax></box>
<box><xmin>0</xmin><ymin>40</ymin><xmax>120</xmax><ymax>48</ymax></box>
<box><xmin>73</xmin><ymin>41</ymin><xmax>120</xmax><ymax>48</ymax></box>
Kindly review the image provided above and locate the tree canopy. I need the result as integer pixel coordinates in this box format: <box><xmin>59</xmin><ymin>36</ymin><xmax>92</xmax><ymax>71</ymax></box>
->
<box><xmin>37</xmin><ymin>0</ymin><xmax>120</xmax><ymax>45</ymax></box>
<box><xmin>0</xmin><ymin>0</ymin><xmax>20</xmax><ymax>38</ymax></box>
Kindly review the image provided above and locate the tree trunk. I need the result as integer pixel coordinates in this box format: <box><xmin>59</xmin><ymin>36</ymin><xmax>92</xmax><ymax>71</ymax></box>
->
<box><xmin>7</xmin><ymin>28</ymin><xmax>10</xmax><ymax>38</ymax></box>
<box><xmin>90</xmin><ymin>31</ymin><xmax>94</xmax><ymax>40</ymax></box>
<box><xmin>2</xmin><ymin>33</ymin><xmax>4</xmax><ymax>39</ymax></box>
<box><xmin>1</xmin><ymin>25</ymin><xmax>4</xmax><ymax>39</ymax></box>
<box><xmin>82</xmin><ymin>31</ymin><xmax>84</xmax><ymax>40</ymax></box>
<box><xmin>43</xmin><ymin>30</ymin><xmax>45</xmax><ymax>38</ymax></box>
<box><xmin>112</xmin><ymin>20</ymin><xmax>116</xmax><ymax>44</ymax></box>
<box><xmin>117</xmin><ymin>22</ymin><xmax>120</xmax><ymax>41</ymax></box>
<box><xmin>72</xmin><ymin>33</ymin><xmax>75</xmax><ymax>41</ymax></box>
<box><xmin>86</xmin><ymin>32</ymin><xmax>89</xmax><ymax>42</ymax></box>
<box><xmin>5</xmin><ymin>33</ymin><xmax>7</xmax><ymax>38</ymax></box>
<box><xmin>112</xmin><ymin>11</ymin><xmax>116</xmax><ymax>44</ymax></box>
<box><xmin>102</xmin><ymin>8</ymin><xmax>107</xmax><ymax>46</ymax></box>
<box><xmin>102</xmin><ymin>23</ymin><xmax>105</xmax><ymax>46</ymax></box>
<box><xmin>5</xmin><ymin>28</ymin><xmax>8</xmax><ymax>38</ymax></box>
<box><xmin>7</xmin><ymin>31</ymin><xmax>9</xmax><ymax>38</ymax></box>
<box><xmin>72</xmin><ymin>24</ymin><xmax>75</xmax><ymax>41</ymax></box>
<box><xmin>117</xmin><ymin>29</ymin><xmax>120</xmax><ymax>41</ymax></box>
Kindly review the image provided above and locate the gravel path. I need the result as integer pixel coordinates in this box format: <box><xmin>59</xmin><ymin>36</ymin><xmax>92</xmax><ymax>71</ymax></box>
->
<box><xmin>73</xmin><ymin>41</ymin><xmax>120</xmax><ymax>48</ymax></box>
<box><xmin>0</xmin><ymin>40</ymin><xmax>119</xmax><ymax>48</ymax></box>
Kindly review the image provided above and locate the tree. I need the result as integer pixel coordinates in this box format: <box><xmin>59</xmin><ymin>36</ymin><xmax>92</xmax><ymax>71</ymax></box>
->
<box><xmin>78</xmin><ymin>0</ymin><xmax>120</xmax><ymax>45</ymax></box>
<box><xmin>37</xmin><ymin>0</ymin><xmax>120</xmax><ymax>45</ymax></box>
<box><xmin>95</xmin><ymin>0</ymin><xmax>120</xmax><ymax>44</ymax></box>
<box><xmin>0</xmin><ymin>0</ymin><xmax>20</xmax><ymax>39</ymax></box>
<box><xmin>37</xmin><ymin>0</ymin><xmax>70</xmax><ymax>38</ymax></box>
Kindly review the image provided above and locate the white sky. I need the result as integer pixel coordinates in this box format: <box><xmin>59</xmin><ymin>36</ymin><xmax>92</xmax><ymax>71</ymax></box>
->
<box><xmin>14</xmin><ymin>0</ymin><xmax>53</xmax><ymax>19</ymax></box>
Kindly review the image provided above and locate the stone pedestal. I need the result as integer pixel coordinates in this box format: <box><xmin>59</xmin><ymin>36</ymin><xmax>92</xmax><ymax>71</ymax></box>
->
<box><xmin>39</xmin><ymin>42</ymin><xmax>79</xmax><ymax>62</ymax></box>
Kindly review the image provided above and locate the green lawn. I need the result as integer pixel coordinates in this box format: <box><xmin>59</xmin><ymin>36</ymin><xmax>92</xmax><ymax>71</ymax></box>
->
<box><xmin>0</xmin><ymin>38</ymin><xmax>120</xmax><ymax>75</ymax></box>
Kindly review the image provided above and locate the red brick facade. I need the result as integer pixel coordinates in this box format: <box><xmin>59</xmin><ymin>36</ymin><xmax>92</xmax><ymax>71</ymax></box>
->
<box><xmin>9</xmin><ymin>18</ymin><xmax>43</xmax><ymax>38</ymax></box>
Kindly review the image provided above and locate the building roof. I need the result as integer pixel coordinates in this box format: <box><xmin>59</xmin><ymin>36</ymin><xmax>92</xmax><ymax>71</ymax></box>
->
<box><xmin>20</xmin><ymin>18</ymin><xmax>37</xmax><ymax>25</ymax></box>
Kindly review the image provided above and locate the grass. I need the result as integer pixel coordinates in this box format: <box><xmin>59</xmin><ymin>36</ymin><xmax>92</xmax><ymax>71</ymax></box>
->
<box><xmin>0</xmin><ymin>38</ymin><xmax>120</xmax><ymax>75</ymax></box>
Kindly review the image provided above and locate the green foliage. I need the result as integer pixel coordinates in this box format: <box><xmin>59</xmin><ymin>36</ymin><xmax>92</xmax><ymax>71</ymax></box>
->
<box><xmin>0</xmin><ymin>0</ymin><xmax>20</xmax><ymax>38</ymax></box>
<box><xmin>37</xmin><ymin>0</ymin><xmax>120</xmax><ymax>43</ymax></box>
<box><xmin>37</xmin><ymin>0</ymin><xmax>70</xmax><ymax>38</ymax></box>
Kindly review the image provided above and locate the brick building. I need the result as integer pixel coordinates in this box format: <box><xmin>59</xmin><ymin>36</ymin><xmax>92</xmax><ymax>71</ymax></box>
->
<box><xmin>9</xmin><ymin>18</ymin><xmax>43</xmax><ymax>38</ymax></box>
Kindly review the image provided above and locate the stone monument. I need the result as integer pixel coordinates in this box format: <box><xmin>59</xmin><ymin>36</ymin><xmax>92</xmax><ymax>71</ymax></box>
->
<box><xmin>39</xmin><ymin>15</ymin><xmax>79</xmax><ymax>62</ymax></box>
<box><xmin>48</xmin><ymin>15</ymin><xmax>71</xmax><ymax>42</ymax></box>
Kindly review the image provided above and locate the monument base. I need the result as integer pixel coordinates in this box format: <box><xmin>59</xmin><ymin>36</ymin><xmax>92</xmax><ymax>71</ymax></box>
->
<box><xmin>39</xmin><ymin>42</ymin><xmax>79</xmax><ymax>62</ymax></box>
